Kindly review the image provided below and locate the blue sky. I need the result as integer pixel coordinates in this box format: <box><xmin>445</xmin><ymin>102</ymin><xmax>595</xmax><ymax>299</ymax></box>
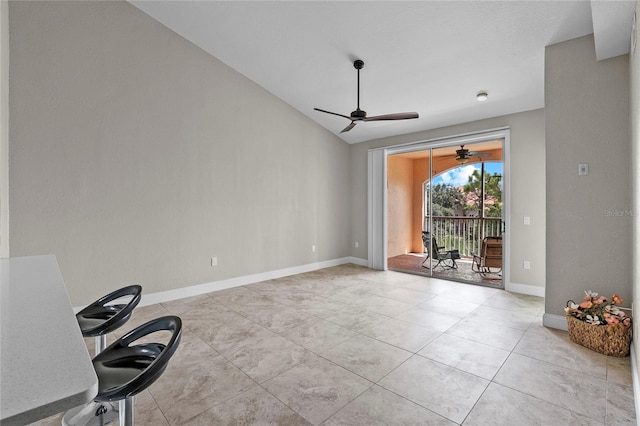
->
<box><xmin>433</xmin><ymin>162</ymin><xmax>503</xmax><ymax>187</ymax></box>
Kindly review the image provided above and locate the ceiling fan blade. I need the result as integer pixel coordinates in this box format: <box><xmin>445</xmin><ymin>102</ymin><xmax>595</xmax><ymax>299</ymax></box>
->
<box><xmin>364</xmin><ymin>112</ymin><xmax>419</xmax><ymax>121</ymax></box>
<box><xmin>316</xmin><ymin>61</ymin><xmax>418</xmax><ymax>134</ymax></box>
<box><xmin>468</xmin><ymin>151</ymin><xmax>492</xmax><ymax>157</ymax></box>
<box><xmin>340</xmin><ymin>121</ymin><xmax>357</xmax><ymax>133</ymax></box>
<box><xmin>314</xmin><ymin>108</ymin><xmax>352</xmax><ymax>120</ymax></box>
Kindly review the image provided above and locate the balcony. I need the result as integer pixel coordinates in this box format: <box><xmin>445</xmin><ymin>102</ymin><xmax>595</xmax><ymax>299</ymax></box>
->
<box><xmin>388</xmin><ymin>216</ymin><xmax>503</xmax><ymax>288</ymax></box>
<box><xmin>428</xmin><ymin>216</ymin><xmax>502</xmax><ymax>256</ymax></box>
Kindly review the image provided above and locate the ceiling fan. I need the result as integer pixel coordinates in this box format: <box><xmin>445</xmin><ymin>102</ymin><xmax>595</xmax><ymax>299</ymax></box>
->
<box><xmin>314</xmin><ymin>59</ymin><xmax>419</xmax><ymax>134</ymax></box>
<box><xmin>454</xmin><ymin>145</ymin><xmax>492</xmax><ymax>164</ymax></box>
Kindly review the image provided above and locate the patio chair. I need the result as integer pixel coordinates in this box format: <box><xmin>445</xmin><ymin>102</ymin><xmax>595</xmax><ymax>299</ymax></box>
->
<box><xmin>472</xmin><ymin>236</ymin><xmax>503</xmax><ymax>277</ymax></box>
<box><xmin>421</xmin><ymin>231</ymin><xmax>460</xmax><ymax>270</ymax></box>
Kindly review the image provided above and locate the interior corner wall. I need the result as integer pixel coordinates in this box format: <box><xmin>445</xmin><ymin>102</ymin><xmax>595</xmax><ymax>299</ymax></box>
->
<box><xmin>0</xmin><ymin>0</ymin><xmax>8</xmax><ymax>259</ymax></box>
<box><xmin>350</xmin><ymin>109</ymin><xmax>546</xmax><ymax>292</ymax></box>
<box><xmin>412</xmin><ymin>158</ymin><xmax>429</xmax><ymax>253</ymax></box>
<box><xmin>387</xmin><ymin>156</ymin><xmax>413</xmax><ymax>257</ymax></box>
<box><xmin>8</xmin><ymin>1</ymin><xmax>350</xmax><ymax>306</ymax></box>
<box><xmin>545</xmin><ymin>34</ymin><xmax>631</xmax><ymax>318</ymax></box>
<box><xmin>630</xmin><ymin>1</ymin><xmax>640</xmax><ymax>391</ymax></box>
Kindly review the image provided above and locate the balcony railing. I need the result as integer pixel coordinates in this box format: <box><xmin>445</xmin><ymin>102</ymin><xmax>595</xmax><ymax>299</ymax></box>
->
<box><xmin>425</xmin><ymin>216</ymin><xmax>502</xmax><ymax>257</ymax></box>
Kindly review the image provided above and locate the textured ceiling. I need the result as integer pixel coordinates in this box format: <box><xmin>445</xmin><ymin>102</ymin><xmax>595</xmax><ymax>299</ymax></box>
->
<box><xmin>130</xmin><ymin>1</ymin><xmax>635</xmax><ymax>144</ymax></box>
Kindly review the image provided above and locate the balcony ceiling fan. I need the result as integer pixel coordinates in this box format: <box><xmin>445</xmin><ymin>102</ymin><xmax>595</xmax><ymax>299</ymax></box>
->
<box><xmin>454</xmin><ymin>145</ymin><xmax>492</xmax><ymax>164</ymax></box>
<box><xmin>314</xmin><ymin>59</ymin><xmax>419</xmax><ymax>134</ymax></box>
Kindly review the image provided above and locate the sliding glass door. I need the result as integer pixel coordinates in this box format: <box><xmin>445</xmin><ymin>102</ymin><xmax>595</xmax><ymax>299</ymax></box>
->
<box><xmin>376</xmin><ymin>129</ymin><xmax>508</xmax><ymax>288</ymax></box>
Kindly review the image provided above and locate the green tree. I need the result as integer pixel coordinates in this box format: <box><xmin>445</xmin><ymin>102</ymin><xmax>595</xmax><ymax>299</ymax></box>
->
<box><xmin>463</xmin><ymin>170</ymin><xmax>502</xmax><ymax>218</ymax></box>
<box><xmin>431</xmin><ymin>183</ymin><xmax>464</xmax><ymax>217</ymax></box>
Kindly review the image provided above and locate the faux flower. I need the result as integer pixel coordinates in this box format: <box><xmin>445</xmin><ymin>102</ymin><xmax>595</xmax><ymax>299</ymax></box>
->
<box><xmin>565</xmin><ymin>290</ymin><xmax>631</xmax><ymax>327</ymax></box>
<box><xmin>585</xmin><ymin>314</ymin><xmax>601</xmax><ymax>325</ymax></box>
<box><xmin>579</xmin><ymin>301</ymin><xmax>593</xmax><ymax>309</ymax></box>
<box><xmin>604</xmin><ymin>314</ymin><xmax>619</xmax><ymax>325</ymax></box>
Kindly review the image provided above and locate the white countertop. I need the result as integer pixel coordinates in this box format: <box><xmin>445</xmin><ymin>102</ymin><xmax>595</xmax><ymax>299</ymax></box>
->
<box><xmin>0</xmin><ymin>255</ymin><xmax>98</xmax><ymax>425</ymax></box>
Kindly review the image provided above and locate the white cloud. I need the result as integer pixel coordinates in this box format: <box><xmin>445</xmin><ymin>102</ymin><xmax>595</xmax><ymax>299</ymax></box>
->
<box><xmin>438</xmin><ymin>165</ymin><xmax>477</xmax><ymax>187</ymax></box>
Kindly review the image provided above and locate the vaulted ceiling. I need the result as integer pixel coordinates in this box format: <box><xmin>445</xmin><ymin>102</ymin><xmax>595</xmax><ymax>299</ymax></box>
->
<box><xmin>130</xmin><ymin>1</ymin><xmax>635</xmax><ymax>144</ymax></box>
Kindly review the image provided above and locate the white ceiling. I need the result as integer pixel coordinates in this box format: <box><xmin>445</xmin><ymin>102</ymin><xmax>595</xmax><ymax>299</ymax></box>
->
<box><xmin>130</xmin><ymin>1</ymin><xmax>635</xmax><ymax>144</ymax></box>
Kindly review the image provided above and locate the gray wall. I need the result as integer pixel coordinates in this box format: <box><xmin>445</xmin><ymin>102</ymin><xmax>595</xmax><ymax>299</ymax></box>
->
<box><xmin>0</xmin><ymin>0</ymin><xmax>8</xmax><ymax>259</ymax></box>
<box><xmin>8</xmin><ymin>1</ymin><xmax>633</xmax><ymax>320</ymax></box>
<box><xmin>545</xmin><ymin>34</ymin><xmax>631</xmax><ymax>317</ymax></box>
<box><xmin>349</xmin><ymin>109</ymin><xmax>547</xmax><ymax>292</ymax></box>
<box><xmin>630</xmin><ymin>0</ymin><xmax>640</xmax><ymax>387</ymax></box>
<box><xmin>9</xmin><ymin>1</ymin><xmax>350</xmax><ymax>306</ymax></box>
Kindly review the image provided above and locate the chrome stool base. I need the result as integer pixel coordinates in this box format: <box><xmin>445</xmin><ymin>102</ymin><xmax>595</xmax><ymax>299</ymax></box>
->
<box><xmin>62</xmin><ymin>402</ymin><xmax>119</xmax><ymax>426</ymax></box>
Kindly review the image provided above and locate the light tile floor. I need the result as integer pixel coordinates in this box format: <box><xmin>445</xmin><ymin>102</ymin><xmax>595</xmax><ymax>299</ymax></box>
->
<box><xmin>32</xmin><ymin>264</ymin><xmax>636</xmax><ymax>425</ymax></box>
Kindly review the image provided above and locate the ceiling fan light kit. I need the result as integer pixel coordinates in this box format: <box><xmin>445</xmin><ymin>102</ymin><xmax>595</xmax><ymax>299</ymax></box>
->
<box><xmin>314</xmin><ymin>59</ymin><xmax>419</xmax><ymax>133</ymax></box>
<box><xmin>455</xmin><ymin>145</ymin><xmax>492</xmax><ymax>164</ymax></box>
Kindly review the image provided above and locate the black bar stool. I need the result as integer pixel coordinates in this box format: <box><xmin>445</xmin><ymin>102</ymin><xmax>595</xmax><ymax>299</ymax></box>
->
<box><xmin>77</xmin><ymin>285</ymin><xmax>143</xmax><ymax>355</ymax></box>
<box><xmin>63</xmin><ymin>285</ymin><xmax>142</xmax><ymax>426</ymax></box>
<box><xmin>93</xmin><ymin>315</ymin><xmax>182</xmax><ymax>426</ymax></box>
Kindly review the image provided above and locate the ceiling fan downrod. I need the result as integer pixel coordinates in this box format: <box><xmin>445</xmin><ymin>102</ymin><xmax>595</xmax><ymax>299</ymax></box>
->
<box><xmin>353</xmin><ymin>59</ymin><xmax>365</xmax><ymax>119</ymax></box>
<box><xmin>313</xmin><ymin>58</ymin><xmax>418</xmax><ymax>133</ymax></box>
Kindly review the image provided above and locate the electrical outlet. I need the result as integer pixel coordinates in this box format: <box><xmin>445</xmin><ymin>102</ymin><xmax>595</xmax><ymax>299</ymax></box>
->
<box><xmin>355</xmin><ymin>242</ymin><xmax>359</xmax><ymax>248</ymax></box>
<box><xmin>211</xmin><ymin>257</ymin><xmax>218</xmax><ymax>266</ymax></box>
<box><xmin>578</xmin><ymin>163</ymin><xmax>589</xmax><ymax>176</ymax></box>
<box><xmin>523</xmin><ymin>216</ymin><xmax>531</xmax><ymax>225</ymax></box>
<box><xmin>524</xmin><ymin>260</ymin><xmax>531</xmax><ymax>270</ymax></box>
<box><xmin>312</xmin><ymin>245</ymin><xmax>316</xmax><ymax>253</ymax></box>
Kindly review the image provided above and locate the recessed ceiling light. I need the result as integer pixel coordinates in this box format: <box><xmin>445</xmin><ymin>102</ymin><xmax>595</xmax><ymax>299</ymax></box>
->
<box><xmin>476</xmin><ymin>92</ymin><xmax>488</xmax><ymax>102</ymax></box>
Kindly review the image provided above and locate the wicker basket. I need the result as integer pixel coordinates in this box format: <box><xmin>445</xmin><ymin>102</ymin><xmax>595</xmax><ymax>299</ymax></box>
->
<box><xmin>566</xmin><ymin>316</ymin><xmax>632</xmax><ymax>357</ymax></box>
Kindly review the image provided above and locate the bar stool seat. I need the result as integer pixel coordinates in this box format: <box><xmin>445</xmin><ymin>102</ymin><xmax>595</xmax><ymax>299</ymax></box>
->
<box><xmin>77</xmin><ymin>285</ymin><xmax>143</xmax><ymax>352</ymax></box>
<box><xmin>93</xmin><ymin>316</ymin><xmax>182</xmax><ymax>426</ymax></box>
<box><xmin>63</xmin><ymin>285</ymin><xmax>142</xmax><ymax>426</ymax></box>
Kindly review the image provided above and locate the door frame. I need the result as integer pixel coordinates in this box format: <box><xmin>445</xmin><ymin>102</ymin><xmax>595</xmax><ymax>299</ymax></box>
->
<box><xmin>368</xmin><ymin>127</ymin><xmax>511</xmax><ymax>286</ymax></box>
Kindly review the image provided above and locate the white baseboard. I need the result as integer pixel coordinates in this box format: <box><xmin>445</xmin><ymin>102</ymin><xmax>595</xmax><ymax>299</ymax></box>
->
<box><xmin>505</xmin><ymin>281</ymin><xmax>545</xmax><ymax>298</ymax></box>
<box><xmin>542</xmin><ymin>313</ymin><xmax>568</xmax><ymax>331</ymax></box>
<box><xmin>347</xmin><ymin>256</ymin><xmax>368</xmax><ymax>267</ymax></box>
<box><xmin>137</xmin><ymin>256</ymin><xmax>367</xmax><ymax>307</ymax></box>
<box><xmin>631</xmin><ymin>343</ymin><xmax>640</xmax><ymax>425</ymax></box>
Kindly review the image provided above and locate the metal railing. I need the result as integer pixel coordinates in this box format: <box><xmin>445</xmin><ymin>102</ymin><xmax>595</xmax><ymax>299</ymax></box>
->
<box><xmin>425</xmin><ymin>216</ymin><xmax>502</xmax><ymax>257</ymax></box>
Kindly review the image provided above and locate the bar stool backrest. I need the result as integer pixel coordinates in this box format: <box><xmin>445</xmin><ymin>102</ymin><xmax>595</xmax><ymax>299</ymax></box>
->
<box><xmin>76</xmin><ymin>285</ymin><xmax>142</xmax><ymax>337</ymax></box>
<box><xmin>93</xmin><ymin>315</ymin><xmax>182</xmax><ymax>402</ymax></box>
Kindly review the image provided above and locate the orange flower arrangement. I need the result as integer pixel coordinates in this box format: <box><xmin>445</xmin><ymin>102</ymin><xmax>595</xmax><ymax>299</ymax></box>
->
<box><xmin>565</xmin><ymin>290</ymin><xmax>631</xmax><ymax>326</ymax></box>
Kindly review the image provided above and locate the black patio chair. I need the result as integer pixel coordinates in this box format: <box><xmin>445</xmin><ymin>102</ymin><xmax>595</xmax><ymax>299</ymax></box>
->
<box><xmin>421</xmin><ymin>231</ymin><xmax>460</xmax><ymax>270</ymax></box>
